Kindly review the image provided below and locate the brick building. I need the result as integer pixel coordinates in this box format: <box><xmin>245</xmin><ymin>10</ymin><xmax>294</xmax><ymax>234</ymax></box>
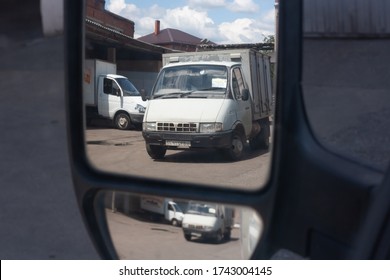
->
<box><xmin>138</xmin><ymin>20</ymin><xmax>213</xmax><ymax>52</ymax></box>
<box><xmin>84</xmin><ymin>0</ymin><xmax>173</xmax><ymax>93</ymax></box>
<box><xmin>86</xmin><ymin>0</ymin><xmax>135</xmax><ymax>38</ymax></box>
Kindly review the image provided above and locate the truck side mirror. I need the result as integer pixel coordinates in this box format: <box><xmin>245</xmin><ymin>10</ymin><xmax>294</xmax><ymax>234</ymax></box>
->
<box><xmin>242</xmin><ymin>88</ymin><xmax>250</xmax><ymax>101</ymax></box>
<box><xmin>140</xmin><ymin>89</ymin><xmax>148</xmax><ymax>101</ymax></box>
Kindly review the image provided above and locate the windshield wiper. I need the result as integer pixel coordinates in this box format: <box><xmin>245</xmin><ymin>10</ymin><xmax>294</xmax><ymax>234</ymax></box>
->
<box><xmin>153</xmin><ymin>92</ymin><xmax>183</xmax><ymax>99</ymax></box>
<box><xmin>194</xmin><ymin>87</ymin><xmax>225</xmax><ymax>92</ymax></box>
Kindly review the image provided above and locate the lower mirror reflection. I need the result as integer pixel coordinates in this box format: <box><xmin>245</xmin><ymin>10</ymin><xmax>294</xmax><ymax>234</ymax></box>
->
<box><xmin>99</xmin><ymin>191</ymin><xmax>263</xmax><ymax>259</ymax></box>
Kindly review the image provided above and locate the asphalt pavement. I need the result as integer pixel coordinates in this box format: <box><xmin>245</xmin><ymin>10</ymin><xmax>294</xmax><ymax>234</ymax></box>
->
<box><xmin>0</xmin><ymin>17</ymin><xmax>99</xmax><ymax>258</ymax></box>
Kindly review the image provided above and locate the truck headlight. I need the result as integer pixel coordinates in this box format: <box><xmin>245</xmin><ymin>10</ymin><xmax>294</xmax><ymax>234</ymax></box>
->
<box><xmin>135</xmin><ymin>104</ymin><xmax>146</xmax><ymax>113</ymax></box>
<box><xmin>143</xmin><ymin>122</ymin><xmax>157</xmax><ymax>131</ymax></box>
<box><xmin>199</xmin><ymin>123</ymin><xmax>223</xmax><ymax>133</ymax></box>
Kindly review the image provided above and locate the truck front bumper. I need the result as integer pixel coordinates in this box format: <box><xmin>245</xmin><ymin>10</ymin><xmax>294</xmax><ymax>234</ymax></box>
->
<box><xmin>183</xmin><ymin>228</ymin><xmax>218</xmax><ymax>239</ymax></box>
<box><xmin>142</xmin><ymin>130</ymin><xmax>232</xmax><ymax>149</ymax></box>
<box><xmin>130</xmin><ymin>113</ymin><xmax>144</xmax><ymax>124</ymax></box>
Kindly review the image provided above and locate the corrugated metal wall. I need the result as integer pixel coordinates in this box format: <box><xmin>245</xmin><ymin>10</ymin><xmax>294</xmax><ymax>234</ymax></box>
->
<box><xmin>304</xmin><ymin>0</ymin><xmax>390</xmax><ymax>37</ymax></box>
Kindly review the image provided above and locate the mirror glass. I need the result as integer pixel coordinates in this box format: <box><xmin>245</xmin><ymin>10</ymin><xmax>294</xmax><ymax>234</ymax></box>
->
<box><xmin>84</xmin><ymin>0</ymin><xmax>276</xmax><ymax>190</ymax></box>
<box><xmin>98</xmin><ymin>191</ymin><xmax>263</xmax><ymax>259</ymax></box>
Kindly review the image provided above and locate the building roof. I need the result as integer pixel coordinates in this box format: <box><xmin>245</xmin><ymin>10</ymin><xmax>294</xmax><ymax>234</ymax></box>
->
<box><xmin>138</xmin><ymin>28</ymin><xmax>209</xmax><ymax>46</ymax></box>
<box><xmin>86</xmin><ymin>18</ymin><xmax>176</xmax><ymax>57</ymax></box>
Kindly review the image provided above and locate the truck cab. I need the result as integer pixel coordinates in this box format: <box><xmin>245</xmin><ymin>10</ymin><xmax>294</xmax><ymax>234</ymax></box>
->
<box><xmin>140</xmin><ymin>196</ymin><xmax>184</xmax><ymax>226</ymax></box>
<box><xmin>97</xmin><ymin>74</ymin><xmax>146</xmax><ymax>128</ymax></box>
<box><xmin>182</xmin><ymin>202</ymin><xmax>234</xmax><ymax>243</ymax></box>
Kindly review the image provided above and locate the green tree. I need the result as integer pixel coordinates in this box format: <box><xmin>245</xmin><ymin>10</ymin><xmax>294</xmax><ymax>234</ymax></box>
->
<box><xmin>262</xmin><ymin>34</ymin><xmax>275</xmax><ymax>45</ymax></box>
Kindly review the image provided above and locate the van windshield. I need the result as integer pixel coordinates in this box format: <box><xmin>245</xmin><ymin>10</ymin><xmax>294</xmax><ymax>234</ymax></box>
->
<box><xmin>173</xmin><ymin>203</ymin><xmax>183</xmax><ymax>213</ymax></box>
<box><xmin>186</xmin><ymin>203</ymin><xmax>217</xmax><ymax>217</ymax></box>
<box><xmin>116</xmin><ymin>78</ymin><xmax>140</xmax><ymax>96</ymax></box>
<box><xmin>152</xmin><ymin>65</ymin><xmax>228</xmax><ymax>99</ymax></box>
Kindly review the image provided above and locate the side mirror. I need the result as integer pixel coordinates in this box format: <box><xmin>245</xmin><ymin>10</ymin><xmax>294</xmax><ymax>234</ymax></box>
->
<box><xmin>242</xmin><ymin>88</ymin><xmax>250</xmax><ymax>101</ymax></box>
<box><xmin>140</xmin><ymin>89</ymin><xmax>148</xmax><ymax>101</ymax></box>
<box><xmin>68</xmin><ymin>0</ymin><xmax>390</xmax><ymax>261</ymax></box>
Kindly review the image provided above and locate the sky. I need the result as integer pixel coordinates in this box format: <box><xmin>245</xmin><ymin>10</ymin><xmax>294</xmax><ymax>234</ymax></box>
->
<box><xmin>106</xmin><ymin>0</ymin><xmax>276</xmax><ymax>44</ymax></box>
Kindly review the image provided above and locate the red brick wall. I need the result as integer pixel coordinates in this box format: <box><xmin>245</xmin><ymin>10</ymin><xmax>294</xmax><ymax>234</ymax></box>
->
<box><xmin>86</xmin><ymin>0</ymin><xmax>135</xmax><ymax>37</ymax></box>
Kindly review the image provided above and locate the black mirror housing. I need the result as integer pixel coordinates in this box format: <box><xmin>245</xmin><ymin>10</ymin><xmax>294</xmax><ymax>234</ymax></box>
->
<box><xmin>140</xmin><ymin>89</ymin><xmax>148</xmax><ymax>101</ymax></box>
<box><xmin>242</xmin><ymin>88</ymin><xmax>250</xmax><ymax>101</ymax></box>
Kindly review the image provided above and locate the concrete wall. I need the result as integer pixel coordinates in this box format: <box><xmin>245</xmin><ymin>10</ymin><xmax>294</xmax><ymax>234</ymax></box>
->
<box><xmin>40</xmin><ymin>0</ymin><xmax>63</xmax><ymax>36</ymax></box>
<box><xmin>304</xmin><ymin>0</ymin><xmax>390</xmax><ymax>37</ymax></box>
<box><xmin>40</xmin><ymin>0</ymin><xmax>135</xmax><ymax>37</ymax></box>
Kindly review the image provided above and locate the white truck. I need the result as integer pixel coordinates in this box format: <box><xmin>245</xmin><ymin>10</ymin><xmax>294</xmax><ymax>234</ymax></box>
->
<box><xmin>142</xmin><ymin>49</ymin><xmax>273</xmax><ymax>160</ymax></box>
<box><xmin>182</xmin><ymin>201</ymin><xmax>234</xmax><ymax>243</ymax></box>
<box><xmin>83</xmin><ymin>59</ymin><xmax>147</xmax><ymax>130</ymax></box>
<box><xmin>140</xmin><ymin>196</ymin><xmax>184</xmax><ymax>226</ymax></box>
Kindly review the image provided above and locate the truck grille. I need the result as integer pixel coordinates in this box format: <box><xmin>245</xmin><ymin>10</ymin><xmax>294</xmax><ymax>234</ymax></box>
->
<box><xmin>157</xmin><ymin>122</ymin><xmax>197</xmax><ymax>133</ymax></box>
<box><xmin>189</xmin><ymin>224</ymin><xmax>204</xmax><ymax>229</ymax></box>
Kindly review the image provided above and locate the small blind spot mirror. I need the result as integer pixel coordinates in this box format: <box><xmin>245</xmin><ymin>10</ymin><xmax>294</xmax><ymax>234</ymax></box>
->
<box><xmin>96</xmin><ymin>191</ymin><xmax>263</xmax><ymax>259</ymax></box>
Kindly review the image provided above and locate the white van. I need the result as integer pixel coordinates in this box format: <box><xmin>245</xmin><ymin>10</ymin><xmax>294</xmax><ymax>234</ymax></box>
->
<box><xmin>182</xmin><ymin>202</ymin><xmax>234</xmax><ymax>243</ymax></box>
<box><xmin>84</xmin><ymin>59</ymin><xmax>147</xmax><ymax>129</ymax></box>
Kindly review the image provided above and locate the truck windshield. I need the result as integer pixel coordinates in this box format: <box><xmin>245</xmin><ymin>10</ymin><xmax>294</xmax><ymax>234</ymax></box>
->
<box><xmin>152</xmin><ymin>65</ymin><xmax>228</xmax><ymax>98</ymax></box>
<box><xmin>186</xmin><ymin>203</ymin><xmax>217</xmax><ymax>217</ymax></box>
<box><xmin>116</xmin><ymin>78</ymin><xmax>140</xmax><ymax>96</ymax></box>
<box><xmin>173</xmin><ymin>203</ymin><xmax>183</xmax><ymax>213</ymax></box>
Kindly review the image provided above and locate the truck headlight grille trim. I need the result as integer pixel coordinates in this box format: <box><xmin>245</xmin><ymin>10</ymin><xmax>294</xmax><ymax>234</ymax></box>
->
<box><xmin>157</xmin><ymin>122</ymin><xmax>197</xmax><ymax>133</ymax></box>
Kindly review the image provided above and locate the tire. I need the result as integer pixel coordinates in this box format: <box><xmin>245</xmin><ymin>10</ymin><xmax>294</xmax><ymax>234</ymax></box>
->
<box><xmin>146</xmin><ymin>144</ymin><xmax>167</xmax><ymax>160</ymax></box>
<box><xmin>226</xmin><ymin>131</ymin><xmax>244</xmax><ymax>161</ymax></box>
<box><xmin>184</xmin><ymin>233</ymin><xmax>191</xmax><ymax>241</ymax></box>
<box><xmin>215</xmin><ymin>230</ymin><xmax>223</xmax><ymax>244</ymax></box>
<box><xmin>171</xmin><ymin>219</ymin><xmax>179</xmax><ymax>227</ymax></box>
<box><xmin>223</xmin><ymin>229</ymin><xmax>231</xmax><ymax>241</ymax></box>
<box><xmin>114</xmin><ymin>112</ymin><xmax>131</xmax><ymax>130</ymax></box>
<box><xmin>249</xmin><ymin>121</ymin><xmax>270</xmax><ymax>150</ymax></box>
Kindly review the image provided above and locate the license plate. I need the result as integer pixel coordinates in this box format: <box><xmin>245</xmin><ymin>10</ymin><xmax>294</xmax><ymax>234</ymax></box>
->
<box><xmin>165</xmin><ymin>140</ymin><xmax>191</xmax><ymax>148</ymax></box>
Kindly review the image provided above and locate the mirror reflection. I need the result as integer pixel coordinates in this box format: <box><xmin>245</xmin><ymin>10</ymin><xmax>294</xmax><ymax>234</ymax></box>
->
<box><xmin>84</xmin><ymin>0</ymin><xmax>276</xmax><ymax>189</ymax></box>
<box><xmin>99</xmin><ymin>191</ymin><xmax>263</xmax><ymax>259</ymax></box>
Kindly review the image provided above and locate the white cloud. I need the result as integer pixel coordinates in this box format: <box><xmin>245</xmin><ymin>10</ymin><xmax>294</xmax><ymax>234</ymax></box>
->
<box><xmin>133</xmin><ymin>6</ymin><xmax>217</xmax><ymax>40</ymax></box>
<box><xmin>218</xmin><ymin>17</ymin><xmax>274</xmax><ymax>44</ymax></box>
<box><xmin>107</xmin><ymin>0</ymin><xmax>140</xmax><ymax>22</ymax></box>
<box><xmin>106</xmin><ymin>0</ymin><xmax>127</xmax><ymax>14</ymax></box>
<box><xmin>162</xmin><ymin>6</ymin><xmax>215</xmax><ymax>36</ymax></box>
<box><xmin>227</xmin><ymin>0</ymin><xmax>260</xmax><ymax>13</ymax></box>
<box><xmin>188</xmin><ymin>0</ymin><xmax>226</xmax><ymax>8</ymax></box>
<box><xmin>105</xmin><ymin>1</ymin><xmax>275</xmax><ymax>44</ymax></box>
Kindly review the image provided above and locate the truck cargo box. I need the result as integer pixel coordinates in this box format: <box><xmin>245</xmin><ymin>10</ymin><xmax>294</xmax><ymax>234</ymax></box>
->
<box><xmin>83</xmin><ymin>59</ymin><xmax>116</xmax><ymax>106</ymax></box>
<box><xmin>162</xmin><ymin>49</ymin><xmax>273</xmax><ymax>120</ymax></box>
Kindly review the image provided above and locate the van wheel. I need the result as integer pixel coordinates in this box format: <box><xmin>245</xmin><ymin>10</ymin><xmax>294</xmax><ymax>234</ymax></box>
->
<box><xmin>114</xmin><ymin>113</ymin><xmax>131</xmax><ymax>130</ymax></box>
<box><xmin>215</xmin><ymin>230</ymin><xmax>223</xmax><ymax>243</ymax></box>
<box><xmin>226</xmin><ymin>131</ymin><xmax>244</xmax><ymax>161</ymax></box>
<box><xmin>171</xmin><ymin>219</ymin><xmax>179</xmax><ymax>227</ymax></box>
<box><xmin>184</xmin><ymin>233</ymin><xmax>191</xmax><ymax>241</ymax></box>
<box><xmin>146</xmin><ymin>144</ymin><xmax>166</xmax><ymax>159</ymax></box>
<box><xmin>223</xmin><ymin>229</ymin><xmax>231</xmax><ymax>241</ymax></box>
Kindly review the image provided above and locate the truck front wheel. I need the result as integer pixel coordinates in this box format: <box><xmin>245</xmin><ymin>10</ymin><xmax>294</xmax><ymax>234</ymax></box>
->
<box><xmin>184</xmin><ymin>233</ymin><xmax>191</xmax><ymax>241</ymax></box>
<box><xmin>215</xmin><ymin>230</ymin><xmax>224</xmax><ymax>243</ymax></box>
<box><xmin>226</xmin><ymin>131</ymin><xmax>244</xmax><ymax>161</ymax></box>
<box><xmin>223</xmin><ymin>229</ymin><xmax>231</xmax><ymax>241</ymax></box>
<box><xmin>146</xmin><ymin>144</ymin><xmax>167</xmax><ymax>160</ymax></box>
<box><xmin>114</xmin><ymin>112</ymin><xmax>131</xmax><ymax>130</ymax></box>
